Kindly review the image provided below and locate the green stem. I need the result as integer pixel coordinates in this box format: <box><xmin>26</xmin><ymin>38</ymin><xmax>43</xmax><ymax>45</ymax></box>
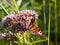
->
<box><xmin>14</xmin><ymin>33</ymin><xmax>23</xmax><ymax>45</ymax></box>
<box><xmin>43</xmin><ymin>0</ymin><xmax>46</xmax><ymax>32</ymax></box>
<box><xmin>48</xmin><ymin>0</ymin><xmax>51</xmax><ymax>45</ymax></box>
<box><xmin>30</xmin><ymin>34</ymin><xmax>50</xmax><ymax>45</ymax></box>
<box><xmin>55</xmin><ymin>0</ymin><xmax>57</xmax><ymax>45</ymax></box>
<box><xmin>12</xmin><ymin>0</ymin><xmax>19</xmax><ymax>12</ymax></box>
<box><xmin>30</xmin><ymin>39</ymin><xmax>47</xmax><ymax>45</ymax></box>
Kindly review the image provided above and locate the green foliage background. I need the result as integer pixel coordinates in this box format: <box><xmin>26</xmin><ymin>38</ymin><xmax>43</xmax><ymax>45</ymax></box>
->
<box><xmin>0</xmin><ymin>0</ymin><xmax>60</xmax><ymax>45</ymax></box>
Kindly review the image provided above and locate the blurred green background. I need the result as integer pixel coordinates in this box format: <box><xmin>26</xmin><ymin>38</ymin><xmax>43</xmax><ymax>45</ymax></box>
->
<box><xmin>0</xmin><ymin>0</ymin><xmax>60</xmax><ymax>45</ymax></box>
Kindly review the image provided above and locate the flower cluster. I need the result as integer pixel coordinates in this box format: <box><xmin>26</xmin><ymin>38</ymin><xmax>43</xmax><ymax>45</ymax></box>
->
<box><xmin>0</xmin><ymin>33</ymin><xmax>6</xmax><ymax>39</ymax></box>
<box><xmin>0</xmin><ymin>31</ymin><xmax>13</xmax><ymax>40</ymax></box>
<box><xmin>18</xmin><ymin>10</ymin><xmax>38</xmax><ymax>29</ymax></box>
<box><xmin>2</xmin><ymin>14</ymin><xmax>17</xmax><ymax>28</ymax></box>
<box><xmin>2</xmin><ymin>10</ymin><xmax>38</xmax><ymax>32</ymax></box>
<box><xmin>19</xmin><ymin>10</ymin><xmax>38</xmax><ymax>19</ymax></box>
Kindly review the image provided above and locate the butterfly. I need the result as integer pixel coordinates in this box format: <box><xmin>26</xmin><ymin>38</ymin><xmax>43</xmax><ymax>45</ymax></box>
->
<box><xmin>28</xmin><ymin>20</ymin><xmax>42</xmax><ymax>36</ymax></box>
<box><xmin>29</xmin><ymin>25</ymin><xmax>42</xmax><ymax>36</ymax></box>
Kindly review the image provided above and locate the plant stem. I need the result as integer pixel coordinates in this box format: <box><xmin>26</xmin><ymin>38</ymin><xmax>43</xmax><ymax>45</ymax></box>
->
<box><xmin>12</xmin><ymin>0</ymin><xmax>19</xmax><ymax>12</ymax></box>
<box><xmin>43</xmin><ymin>0</ymin><xmax>47</xmax><ymax>45</ymax></box>
<box><xmin>55</xmin><ymin>0</ymin><xmax>57</xmax><ymax>45</ymax></box>
<box><xmin>14</xmin><ymin>33</ymin><xmax>23</xmax><ymax>45</ymax></box>
<box><xmin>48</xmin><ymin>0</ymin><xmax>51</xmax><ymax>45</ymax></box>
<box><xmin>43</xmin><ymin>0</ymin><xmax>46</xmax><ymax>33</ymax></box>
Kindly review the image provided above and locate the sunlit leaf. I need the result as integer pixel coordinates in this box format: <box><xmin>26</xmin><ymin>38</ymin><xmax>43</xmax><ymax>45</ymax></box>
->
<box><xmin>17</xmin><ymin>0</ymin><xmax>22</xmax><ymax>7</ymax></box>
<box><xmin>20</xmin><ymin>2</ymin><xmax>29</xmax><ymax>10</ymax></box>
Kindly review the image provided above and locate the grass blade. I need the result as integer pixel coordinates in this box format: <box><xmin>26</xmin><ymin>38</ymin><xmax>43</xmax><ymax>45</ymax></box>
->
<box><xmin>17</xmin><ymin>0</ymin><xmax>22</xmax><ymax>7</ymax></box>
<box><xmin>0</xmin><ymin>3</ymin><xmax>9</xmax><ymax>15</ymax></box>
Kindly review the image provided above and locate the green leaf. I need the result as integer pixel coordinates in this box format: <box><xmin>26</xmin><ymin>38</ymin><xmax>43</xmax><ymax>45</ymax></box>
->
<box><xmin>0</xmin><ymin>3</ymin><xmax>9</xmax><ymax>15</ymax></box>
<box><xmin>12</xmin><ymin>0</ymin><xmax>19</xmax><ymax>12</ymax></box>
<box><xmin>17</xmin><ymin>0</ymin><xmax>22</xmax><ymax>7</ymax></box>
<box><xmin>13</xmin><ymin>41</ymin><xmax>19</xmax><ymax>44</ymax></box>
<box><xmin>20</xmin><ymin>2</ymin><xmax>29</xmax><ymax>10</ymax></box>
<box><xmin>30</xmin><ymin>39</ymin><xmax>48</xmax><ymax>44</ymax></box>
